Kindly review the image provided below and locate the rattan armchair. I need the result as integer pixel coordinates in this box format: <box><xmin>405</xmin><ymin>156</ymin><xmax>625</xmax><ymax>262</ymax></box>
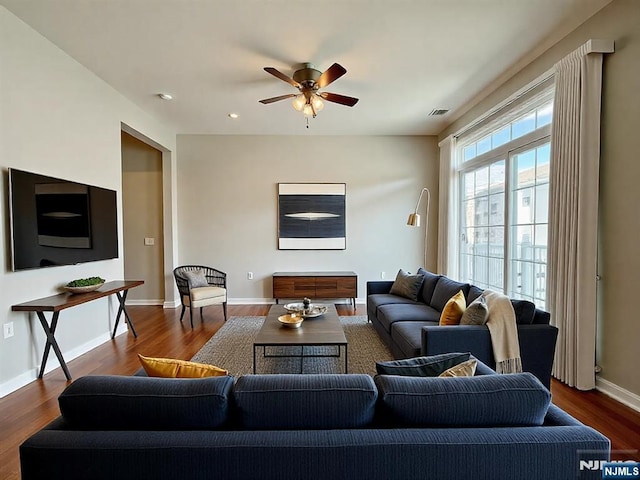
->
<box><xmin>173</xmin><ymin>265</ymin><xmax>227</xmax><ymax>328</ymax></box>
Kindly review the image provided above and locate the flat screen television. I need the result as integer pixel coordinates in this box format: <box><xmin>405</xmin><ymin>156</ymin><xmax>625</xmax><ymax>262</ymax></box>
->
<box><xmin>8</xmin><ymin>168</ymin><xmax>119</xmax><ymax>271</ymax></box>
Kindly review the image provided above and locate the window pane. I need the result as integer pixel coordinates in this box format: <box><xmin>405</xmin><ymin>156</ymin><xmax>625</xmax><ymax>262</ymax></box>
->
<box><xmin>463</xmin><ymin>172</ymin><xmax>475</xmax><ymax>199</ymax></box>
<box><xmin>492</xmin><ymin>126</ymin><xmax>510</xmax><ymax>148</ymax></box>
<box><xmin>463</xmin><ymin>199</ymin><xmax>475</xmax><ymax>228</ymax></box>
<box><xmin>474</xmin><ymin>255</ymin><xmax>488</xmax><ymax>286</ymax></box>
<box><xmin>475</xmin><ymin>197</ymin><xmax>489</xmax><ymax>226</ymax></box>
<box><xmin>475</xmin><ymin>167</ymin><xmax>489</xmax><ymax>195</ymax></box>
<box><xmin>489</xmin><ymin>160</ymin><xmax>505</xmax><ymax>193</ymax></box>
<box><xmin>477</xmin><ymin>135</ymin><xmax>491</xmax><ymax>156</ymax></box>
<box><xmin>512</xmin><ymin>112</ymin><xmax>536</xmax><ymax>139</ymax></box>
<box><xmin>535</xmin><ymin>184</ymin><xmax>548</xmax><ymax>223</ymax></box>
<box><xmin>534</xmin><ymin>225</ymin><xmax>548</xmax><ymax>262</ymax></box>
<box><xmin>536</xmin><ymin>144</ymin><xmax>550</xmax><ymax>182</ymax></box>
<box><xmin>488</xmin><ymin>257</ymin><xmax>504</xmax><ymax>289</ymax></box>
<box><xmin>512</xmin><ymin>225</ymin><xmax>533</xmax><ymax>260</ymax></box>
<box><xmin>461</xmin><ymin>228</ymin><xmax>473</xmax><ymax>255</ymax></box>
<box><xmin>515</xmin><ymin>188</ymin><xmax>534</xmax><ymax>225</ymax></box>
<box><xmin>489</xmin><ymin>226</ymin><xmax>504</xmax><ymax>257</ymax></box>
<box><xmin>488</xmin><ymin>193</ymin><xmax>504</xmax><ymax>226</ymax></box>
<box><xmin>463</xmin><ymin>144</ymin><xmax>476</xmax><ymax>161</ymax></box>
<box><xmin>535</xmin><ymin>263</ymin><xmax>547</xmax><ymax>306</ymax></box>
<box><xmin>536</xmin><ymin>103</ymin><xmax>553</xmax><ymax>127</ymax></box>
<box><xmin>460</xmin><ymin>253</ymin><xmax>473</xmax><ymax>283</ymax></box>
<box><xmin>514</xmin><ymin>149</ymin><xmax>536</xmax><ymax>188</ymax></box>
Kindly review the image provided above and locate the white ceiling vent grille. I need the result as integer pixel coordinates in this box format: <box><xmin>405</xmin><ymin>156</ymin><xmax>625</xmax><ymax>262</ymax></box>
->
<box><xmin>428</xmin><ymin>108</ymin><xmax>449</xmax><ymax>116</ymax></box>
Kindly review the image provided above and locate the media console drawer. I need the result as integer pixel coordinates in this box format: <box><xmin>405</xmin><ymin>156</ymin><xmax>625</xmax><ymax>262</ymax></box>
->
<box><xmin>273</xmin><ymin>271</ymin><xmax>357</xmax><ymax>307</ymax></box>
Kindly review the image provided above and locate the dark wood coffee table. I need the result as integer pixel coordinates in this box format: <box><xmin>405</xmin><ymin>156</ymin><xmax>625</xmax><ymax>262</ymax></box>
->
<box><xmin>253</xmin><ymin>304</ymin><xmax>348</xmax><ymax>374</ymax></box>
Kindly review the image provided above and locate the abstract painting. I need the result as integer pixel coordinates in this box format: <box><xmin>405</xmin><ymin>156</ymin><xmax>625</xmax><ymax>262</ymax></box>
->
<box><xmin>278</xmin><ymin>183</ymin><xmax>346</xmax><ymax>250</ymax></box>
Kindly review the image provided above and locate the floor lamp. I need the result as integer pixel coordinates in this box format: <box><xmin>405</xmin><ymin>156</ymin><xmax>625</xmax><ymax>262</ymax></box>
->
<box><xmin>407</xmin><ymin>187</ymin><xmax>431</xmax><ymax>268</ymax></box>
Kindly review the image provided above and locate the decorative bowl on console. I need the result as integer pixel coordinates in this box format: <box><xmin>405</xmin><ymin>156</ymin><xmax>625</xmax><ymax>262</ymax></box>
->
<box><xmin>64</xmin><ymin>277</ymin><xmax>105</xmax><ymax>294</ymax></box>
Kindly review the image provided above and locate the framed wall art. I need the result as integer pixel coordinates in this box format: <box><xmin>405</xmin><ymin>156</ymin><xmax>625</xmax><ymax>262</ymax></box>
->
<box><xmin>277</xmin><ymin>183</ymin><xmax>346</xmax><ymax>250</ymax></box>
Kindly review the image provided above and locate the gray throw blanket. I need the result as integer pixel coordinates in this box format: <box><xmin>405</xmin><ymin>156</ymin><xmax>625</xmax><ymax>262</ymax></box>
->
<box><xmin>483</xmin><ymin>290</ymin><xmax>523</xmax><ymax>374</ymax></box>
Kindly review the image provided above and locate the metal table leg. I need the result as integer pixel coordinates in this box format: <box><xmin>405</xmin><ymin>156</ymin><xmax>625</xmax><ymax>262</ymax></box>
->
<box><xmin>36</xmin><ymin>311</ymin><xmax>72</xmax><ymax>381</ymax></box>
<box><xmin>111</xmin><ymin>290</ymin><xmax>137</xmax><ymax>339</ymax></box>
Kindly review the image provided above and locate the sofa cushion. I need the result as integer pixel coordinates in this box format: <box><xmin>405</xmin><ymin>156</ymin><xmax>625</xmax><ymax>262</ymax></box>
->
<box><xmin>138</xmin><ymin>354</ymin><xmax>228</xmax><ymax>378</ymax></box>
<box><xmin>460</xmin><ymin>295</ymin><xmax>489</xmax><ymax>325</ymax></box>
<box><xmin>390</xmin><ymin>321</ymin><xmax>439</xmax><ymax>358</ymax></box>
<box><xmin>233</xmin><ymin>374</ymin><xmax>377</xmax><ymax>430</ymax></box>
<box><xmin>389</xmin><ymin>269</ymin><xmax>424</xmax><ymax>301</ymax></box>
<box><xmin>430</xmin><ymin>277</ymin><xmax>471</xmax><ymax>311</ymax></box>
<box><xmin>439</xmin><ymin>290</ymin><xmax>467</xmax><ymax>325</ymax></box>
<box><xmin>377</xmin><ymin>303</ymin><xmax>440</xmax><ymax>333</ymax></box>
<box><xmin>439</xmin><ymin>358</ymin><xmax>478</xmax><ymax>377</ymax></box>
<box><xmin>375</xmin><ymin>372</ymin><xmax>550</xmax><ymax>427</ymax></box>
<box><xmin>58</xmin><ymin>375</ymin><xmax>234</xmax><ymax>430</ymax></box>
<box><xmin>368</xmin><ymin>294</ymin><xmax>418</xmax><ymax>315</ymax></box>
<box><xmin>375</xmin><ymin>352</ymin><xmax>471</xmax><ymax>377</ymax></box>
<box><xmin>467</xmin><ymin>285</ymin><xmax>484</xmax><ymax>303</ymax></box>
<box><xmin>512</xmin><ymin>299</ymin><xmax>537</xmax><ymax>324</ymax></box>
<box><xmin>417</xmin><ymin>268</ymin><xmax>441</xmax><ymax>305</ymax></box>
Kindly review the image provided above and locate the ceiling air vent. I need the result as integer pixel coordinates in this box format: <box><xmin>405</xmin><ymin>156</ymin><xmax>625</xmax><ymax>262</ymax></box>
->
<box><xmin>428</xmin><ymin>108</ymin><xmax>449</xmax><ymax>116</ymax></box>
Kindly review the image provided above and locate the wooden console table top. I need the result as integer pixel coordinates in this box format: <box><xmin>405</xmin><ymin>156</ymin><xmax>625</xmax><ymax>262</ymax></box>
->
<box><xmin>11</xmin><ymin>280</ymin><xmax>144</xmax><ymax>312</ymax></box>
<box><xmin>273</xmin><ymin>271</ymin><xmax>357</xmax><ymax>277</ymax></box>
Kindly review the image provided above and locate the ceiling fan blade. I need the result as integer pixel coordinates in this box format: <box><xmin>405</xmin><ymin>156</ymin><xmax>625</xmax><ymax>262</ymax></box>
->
<box><xmin>316</xmin><ymin>63</ymin><xmax>347</xmax><ymax>89</ymax></box>
<box><xmin>263</xmin><ymin>67</ymin><xmax>301</xmax><ymax>88</ymax></box>
<box><xmin>319</xmin><ymin>92</ymin><xmax>359</xmax><ymax>107</ymax></box>
<box><xmin>259</xmin><ymin>94</ymin><xmax>297</xmax><ymax>104</ymax></box>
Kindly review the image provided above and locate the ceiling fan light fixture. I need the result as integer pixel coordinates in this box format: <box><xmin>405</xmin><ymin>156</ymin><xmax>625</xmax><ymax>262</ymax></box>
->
<box><xmin>302</xmin><ymin>103</ymin><xmax>314</xmax><ymax>117</ymax></box>
<box><xmin>292</xmin><ymin>94</ymin><xmax>306</xmax><ymax>111</ymax></box>
<box><xmin>311</xmin><ymin>95</ymin><xmax>324</xmax><ymax>112</ymax></box>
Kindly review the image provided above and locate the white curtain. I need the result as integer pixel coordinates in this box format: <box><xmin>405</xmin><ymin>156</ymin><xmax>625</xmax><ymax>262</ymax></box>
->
<box><xmin>548</xmin><ymin>40</ymin><xmax>612</xmax><ymax>390</ymax></box>
<box><xmin>437</xmin><ymin>135</ymin><xmax>457</xmax><ymax>276</ymax></box>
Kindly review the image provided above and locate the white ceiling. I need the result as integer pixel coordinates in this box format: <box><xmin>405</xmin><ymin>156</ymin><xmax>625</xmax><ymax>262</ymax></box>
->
<box><xmin>2</xmin><ymin>0</ymin><xmax>611</xmax><ymax>136</ymax></box>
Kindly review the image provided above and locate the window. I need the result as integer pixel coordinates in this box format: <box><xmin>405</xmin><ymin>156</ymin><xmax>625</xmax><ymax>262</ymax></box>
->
<box><xmin>456</xmin><ymin>94</ymin><xmax>553</xmax><ymax>309</ymax></box>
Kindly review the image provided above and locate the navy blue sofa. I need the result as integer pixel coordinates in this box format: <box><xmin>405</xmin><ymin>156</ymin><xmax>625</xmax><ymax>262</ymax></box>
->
<box><xmin>367</xmin><ymin>269</ymin><xmax>558</xmax><ymax>388</ymax></box>
<box><xmin>20</xmin><ymin>362</ymin><xmax>609</xmax><ymax>480</ymax></box>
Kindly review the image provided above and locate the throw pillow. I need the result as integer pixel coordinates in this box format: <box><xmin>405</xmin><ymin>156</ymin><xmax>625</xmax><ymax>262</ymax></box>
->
<box><xmin>439</xmin><ymin>290</ymin><xmax>466</xmax><ymax>325</ymax></box>
<box><xmin>138</xmin><ymin>354</ymin><xmax>228</xmax><ymax>378</ymax></box>
<box><xmin>460</xmin><ymin>294</ymin><xmax>489</xmax><ymax>325</ymax></box>
<box><xmin>389</xmin><ymin>269</ymin><xmax>424</xmax><ymax>301</ymax></box>
<box><xmin>375</xmin><ymin>352</ymin><xmax>471</xmax><ymax>377</ymax></box>
<box><xmin>183</xmin><ymin>270</ymin><xmax>209</xmax><ymax>288</ymax></box>
<box><xmin>439</xmin><ymin>358</ymin><xmax>478</xmax><ymax>377</ymax></box>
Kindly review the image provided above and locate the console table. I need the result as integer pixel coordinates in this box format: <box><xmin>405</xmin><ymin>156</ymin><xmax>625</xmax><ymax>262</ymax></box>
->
<box><xmin>11</xmin><ymin>280</ymin><xmax>144</xmax><ymax>381</ymax></box>
<box><xmin>273</xmin><ymin>271</ymin><xmax>357</xmax><ymax>307</ymax></box>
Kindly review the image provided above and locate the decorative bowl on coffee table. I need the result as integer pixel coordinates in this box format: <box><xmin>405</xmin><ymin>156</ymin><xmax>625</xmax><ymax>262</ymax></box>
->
<box><xmin>283</xmin><ymin>303</ymin><xmax>328</xmax><ymax>318</ymax></box>
<box><xmin>278</xmin><ymin>314</ymin><xmax>304</xmax><ymax>328</ymax></box>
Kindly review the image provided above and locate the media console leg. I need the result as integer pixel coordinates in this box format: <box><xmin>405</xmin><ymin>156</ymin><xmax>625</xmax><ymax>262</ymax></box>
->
<box><xmin>37</xmin><ymin>311</ymin><xmax>72</xmax><ymax>381</ymax></box>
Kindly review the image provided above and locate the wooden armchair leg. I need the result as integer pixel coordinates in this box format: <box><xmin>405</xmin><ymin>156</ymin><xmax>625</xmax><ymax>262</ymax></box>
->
<box><xmin>189</xmin><ymin>307</ymin><xmax>194</xmax><ymax>329</ymax></box>
<box><xmin>223</xmin><ymin>302</ymin><xmax>227</xmax><ymax>321</ymax></box>
<box><xmin>200</xmin><ymin>307</ymin><xmax>204</xmax><ymax>319</ymax></box>
<box><xmin>179</xmin><ymin>305</ymin><xmax>186</xmax><ymax>322</ymax></box>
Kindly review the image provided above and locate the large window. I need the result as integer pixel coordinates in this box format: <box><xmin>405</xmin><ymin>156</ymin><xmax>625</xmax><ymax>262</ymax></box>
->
<box><xmin>457</xmin><ymin>96</ymin><xmax>552</xmax><ymax>309</ymax></box>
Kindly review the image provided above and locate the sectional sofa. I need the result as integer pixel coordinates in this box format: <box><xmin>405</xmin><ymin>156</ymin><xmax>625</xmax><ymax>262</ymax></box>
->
<box><xmin>20</xmin><ymin>359</ymin><xmax>609</xmax><ymax>480</ymax></box>
<box><xmin>367</xmin><ymin>269</ymin><xmax>558</xmax><ymax>388</ymax></box>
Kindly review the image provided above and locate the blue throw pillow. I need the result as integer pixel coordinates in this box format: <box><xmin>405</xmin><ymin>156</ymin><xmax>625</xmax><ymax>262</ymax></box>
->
<box><xmin>375</xmin><ymin>372</ymin><xmax>551</xmax><ymax>427</ymax></box>
<box><xmin>375</xmin><ymin>352</ymin><xmax>471</xmax><ymax>377</ymax></box>
<box><xmin>417</xmin><ymin>268</ymin><xmax>441</xmax><ymax>304</ymax></box>
<box><xmin>430</xmin><ymin>277</ymin><xmax>471</xmax><ymax>311</ymax></box>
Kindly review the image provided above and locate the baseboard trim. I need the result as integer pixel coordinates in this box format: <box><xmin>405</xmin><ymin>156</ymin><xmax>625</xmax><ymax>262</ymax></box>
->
<box><xmin>126</xmin><ymin>299</ymin><xmax>164</xmax><ymax>306</ymax></box>
<box><xmin>0</xmin><ymin>324</ymin><xmax>128</xmax><ymax>398</ymax></box>
<box><xmin>596</xmin><ymin>376</ymin><xmax>640</xmax><ymax>413</ymax></box>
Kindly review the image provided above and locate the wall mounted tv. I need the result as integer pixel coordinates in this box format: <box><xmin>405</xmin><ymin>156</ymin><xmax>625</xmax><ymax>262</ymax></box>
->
<box><xmin>8</xmin><ymin>168</ymin><xmax>118</xmax><ymax>271</ymax></box>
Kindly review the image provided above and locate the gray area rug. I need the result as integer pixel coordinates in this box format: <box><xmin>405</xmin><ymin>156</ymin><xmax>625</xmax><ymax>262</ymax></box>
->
<box><xmin>191</xmin><ymin>315</ymin><xmax>393</xmax><ymax>376</ymax></box>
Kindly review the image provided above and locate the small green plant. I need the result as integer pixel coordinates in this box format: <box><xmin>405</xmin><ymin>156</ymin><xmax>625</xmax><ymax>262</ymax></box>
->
<box><xmin>66</xmin><ymin>277</ymin><xmax>105</xmax><ymax>287</ymax></box>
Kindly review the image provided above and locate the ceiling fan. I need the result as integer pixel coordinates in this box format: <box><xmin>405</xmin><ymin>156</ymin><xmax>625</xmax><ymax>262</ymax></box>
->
<box><xmin>259</xmin><ymin>63</ymin><xmax>359</xmax><ymax>119</ymax></box>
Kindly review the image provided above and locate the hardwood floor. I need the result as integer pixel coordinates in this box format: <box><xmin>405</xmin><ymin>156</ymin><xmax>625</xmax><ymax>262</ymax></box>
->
<box><xmin>1</xmin><ymin>305</ymin><xmax>638</xmax><ymax>479</ymax></box>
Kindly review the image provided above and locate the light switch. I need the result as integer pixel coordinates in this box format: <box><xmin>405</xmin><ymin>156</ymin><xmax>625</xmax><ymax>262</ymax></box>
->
<box><xmin>144</xmin><ymin>237</ymin><xmax>155</xmax><ymax>246</ymax></box>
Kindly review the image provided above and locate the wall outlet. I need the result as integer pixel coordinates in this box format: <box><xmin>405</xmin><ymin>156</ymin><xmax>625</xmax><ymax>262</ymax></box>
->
<box><xmin>3</xmin><ymin>322</ymin><xmax>14</xmax><ymax>339</ymax></box>
<box><xmin>247</xmin><ymin>272</ymin><xmax>254</xmax><ymax>280</ymax></box>
<box><xmin>380</xmin><ymin>271</ymin><xmax>386</xmax><ymax>279</ymax></box>
<box><xmin>144</xmin><ymin>237</ymin><xmax>155</xmax><ymax>246</ymax></box>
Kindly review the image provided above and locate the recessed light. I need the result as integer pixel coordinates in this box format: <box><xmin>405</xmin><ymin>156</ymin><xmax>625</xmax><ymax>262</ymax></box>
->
<box><xmin>158</xmin><ymin>93</ymin><xmax>173</xmax><ymax>100</ymax></box>
<box><xmin>228</xmin><ymin>113</ymin><xmax>239</xmax><ymax>119</ymax></box>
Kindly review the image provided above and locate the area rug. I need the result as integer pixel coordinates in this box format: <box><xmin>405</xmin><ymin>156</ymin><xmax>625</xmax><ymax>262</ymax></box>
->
<box><xmin>191</xmin><ymin>316</ymin><xmax>393</xmax><ymax>376</ymax></box>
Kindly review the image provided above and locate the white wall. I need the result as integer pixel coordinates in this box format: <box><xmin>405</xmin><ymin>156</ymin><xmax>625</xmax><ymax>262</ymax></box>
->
<box><xmin>0</xmin><ymin>7</ymin><xmax>177</xmax><ymax>396</ymax></box>
<box><xmin>176</xmin><ymin>135</ymin><xmax>439</xmax><ymax>303</ymax></box>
